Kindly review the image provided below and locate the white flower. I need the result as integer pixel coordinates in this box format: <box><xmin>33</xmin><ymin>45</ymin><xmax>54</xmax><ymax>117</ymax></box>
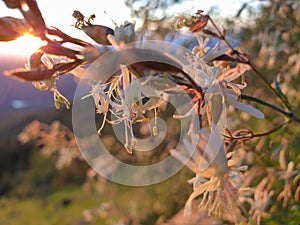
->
<box><xmin>27</xmin><ymin>54</ymin><xmax>70</xmax><ymax>109</ymax></box>
<box><xmin>193</xmin><ymin>35</ymin><xmax>232</xmax><ymax>63</ymax></box>
<box><xmin>184</xmin><ymin>53</ymin><xmax>264</xmax><ymax>119</ymax></box>
<box><xmin>170</xmin><ymin>127</ymin><xmax>249</xmax><ymax>223</ymax></box>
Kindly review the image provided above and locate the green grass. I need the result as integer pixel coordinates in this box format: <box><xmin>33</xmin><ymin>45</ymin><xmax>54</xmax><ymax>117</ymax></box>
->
<box><xmin>0</xmin><ymin>167</ymin><xmax>192</xmax><ymax>225</ymax></box>
<box><xmin>0</xmin><ymin>186</ymin><xmax>96</xmax><ymax>225</ymax></box>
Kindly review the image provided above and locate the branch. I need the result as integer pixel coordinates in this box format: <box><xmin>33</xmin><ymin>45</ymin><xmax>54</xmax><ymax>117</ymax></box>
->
<box><xmin>241</xmin><ymin>94</ymin><xmax>300</xmax><ymax>123</ymax></box>
<box><xmin>225</xmin><ymin>120</ymin><xmax>291</xmax><ymax>141</ymax></box>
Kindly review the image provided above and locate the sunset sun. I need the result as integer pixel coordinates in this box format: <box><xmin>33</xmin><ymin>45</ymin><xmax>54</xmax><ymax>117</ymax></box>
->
<box><xmin>0</xmin><ymin>34</ymin><xmax>45</xmax><ymax>56</ymax></box>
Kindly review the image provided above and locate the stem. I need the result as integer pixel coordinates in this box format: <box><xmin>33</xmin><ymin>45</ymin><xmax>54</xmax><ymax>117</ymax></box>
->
<box><xmin>252</xmin><ymin>120</ymin><xmax>290</xmax><ymax>138</ymax></box>
<box><xmin>225</xmin><ymin>121</ymin><xmax>290</xmax><ymax>141</ymax></box>
<box><xmin>241</xmin><ymin>94</ymin><xmax>300</xmax><ymax>123</ymax></box>
<box><xmin>209</xmin><ymin>18</ymin><xmax>234</xmax><ymax>50</ymax></box>
<box><xmin>248</xmin><ymin>63</ymin><xmax>288</xmax><ymax>107</ymax></box>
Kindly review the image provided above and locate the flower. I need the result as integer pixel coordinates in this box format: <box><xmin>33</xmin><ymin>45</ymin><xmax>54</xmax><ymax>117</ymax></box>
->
<box><xmin>83</xmin><ymin>75</ymin><xmax>166</xmax><ymax>154</ymax></box>
<box><xmin>25</xmin><ymin>52</ymin><xmax>71</xmax><ymax>109</ymax></box>
<box><xmin>170</xmin><ymin>127</ymin><xmax>250</xmax><ymax>223</ymax></box>
<box><xmin>183</xmin><ymin>50</ymin><xmax>264</xmax><ymax>120</ymax></box>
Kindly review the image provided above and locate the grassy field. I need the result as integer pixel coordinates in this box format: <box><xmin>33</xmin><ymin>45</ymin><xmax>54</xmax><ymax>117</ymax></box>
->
<box><xmin>0</xmin><ymin>167</ymin><xmax>193</xmax><ymax>225</ymax></box>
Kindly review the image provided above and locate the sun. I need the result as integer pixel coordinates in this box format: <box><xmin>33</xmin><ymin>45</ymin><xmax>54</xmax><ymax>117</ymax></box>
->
<box><xmin>0</xmin><ymin>34</ymin><xmax>45</xmax><ymax>56</ymax></box>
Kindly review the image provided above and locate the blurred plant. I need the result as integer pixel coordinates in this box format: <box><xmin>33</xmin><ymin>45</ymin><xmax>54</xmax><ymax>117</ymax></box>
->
<box><xmin>1</xmin><ymin>0</ymin><xmax>299</xmax><ymax>224</ymax></box>
<box><xmin>18</xmin><ymin>120</ymin><xmax>81</xmax><ymax>169</ymax></box>
<box><xmin>238</xmin><ymin>0</ymin><xmax>300</xmax><ymax>108</ymax></box>
<box><xmin>125</xmin><ymin>0</ymin><xmax>187</xmax><ymax>33</ymax></box>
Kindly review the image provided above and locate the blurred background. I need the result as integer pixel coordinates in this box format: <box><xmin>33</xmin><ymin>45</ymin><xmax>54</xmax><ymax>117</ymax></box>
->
<box><xmin>0</xmin><ymin>0</ymin><xmax>299</xmax><ymax>224</ymax></box>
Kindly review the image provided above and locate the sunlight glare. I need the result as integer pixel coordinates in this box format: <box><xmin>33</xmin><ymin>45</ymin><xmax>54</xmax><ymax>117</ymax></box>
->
<box><xmin>0</xmin><ymin>34</ymin><xmax>45</xmax><ymax>56</ymax></box>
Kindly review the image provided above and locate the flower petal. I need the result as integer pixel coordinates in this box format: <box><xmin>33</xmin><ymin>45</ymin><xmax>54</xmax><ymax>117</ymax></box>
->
<box><xmin>234</xmin><ymin>101</ymin><xmax>265</xmax><ymax>119</ymax></box>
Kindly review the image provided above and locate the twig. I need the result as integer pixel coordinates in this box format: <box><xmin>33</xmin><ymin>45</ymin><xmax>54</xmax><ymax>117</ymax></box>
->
<box><xmin>241</xmin><ymin>94</ymin><xmax>300</xmax><ymax>123</ymax></box>
<box><xmin>225</xmin><ymin>121</ymin><xmax>290</xmax><ymax>141</ymax></box>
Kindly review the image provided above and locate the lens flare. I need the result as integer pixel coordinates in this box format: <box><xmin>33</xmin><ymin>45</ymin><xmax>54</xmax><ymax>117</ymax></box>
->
<box><xmin>0</xmin><ymin>34</ymin><xmax>45</xmax><ymax>56</ymax></box>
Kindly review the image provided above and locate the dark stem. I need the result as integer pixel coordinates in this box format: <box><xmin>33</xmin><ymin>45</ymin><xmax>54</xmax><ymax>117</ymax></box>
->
<box><xmin>225</xmin><ymin>121</ymin><xmax>290</xmax><ymax>141</ymax></box>
<box><xmin>241</xmin><ymin>94</ymin><xmax>300</xmax><ymax>123</ymax></box>
<box><xmin>251</xmin><ymin>120</ymin><xmax>290</xmax><ymax>138</ymax></box>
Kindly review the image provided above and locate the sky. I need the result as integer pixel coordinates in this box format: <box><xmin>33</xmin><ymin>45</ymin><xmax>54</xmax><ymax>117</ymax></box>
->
<box><xmin>0</xmin><ymin>0</ymin><xmax>250</xmax><ymax>55</ymax></box>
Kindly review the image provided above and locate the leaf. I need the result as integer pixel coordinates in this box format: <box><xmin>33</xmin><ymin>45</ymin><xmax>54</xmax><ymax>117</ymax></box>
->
<box><xmin>5</xmin><ymin>60</ymin><xmax>82</xmax><ymax>81</ymax></box>
<box><xmin>2</xmin><ymin>0</ymin><xmax>21</xmax><ymax>9</ymax></box>
<box><xmin>19</xmin><ymin>0</ymin><xmax>46</xmax><ymax>36</ymax></box>
<box><xmin>4</xmin><ymin>68</ymin><xmax>55</xmax><ymax>81</ymax></box>
<box><xmin>52</xmin><ymin>60</ymin><xmax>83</xmax><ymax>75</ymax></box>
<box><xmin>47</xmin><ymin>27</ymin><xmax>92</xmax><ymax>47</ymax></box>
<box><xmin>234</xmin><ymin>101</ymin><xmax>265</xmax><ymax>119</ymax></box>
<box><xmin>0</xmin><ymin>16</ymin><xmax>30</xmax><ymax>41</ymax></box>
<box><xmin>82</xmin><ymin>25</ymin><xmax>114</xmax><ymax>45</ymax></box>
<box><xmin>40</xmin><ymin>42</ymin><xmax>79</xmax><ymax>59</ymax></box>
<box><xmin>0</xmin><ymin>29</ymin><xmax>19</xmax><ymax>41</ymax></box>
<box><xmin>88</xmin><ymin>48</ymin><xmax>185</xmax><ymax>82</ymax></box>
<box><xmin>274</xmin><ymin>74</ymin><xmax>292</xmax><ymax>110</ymax></box>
